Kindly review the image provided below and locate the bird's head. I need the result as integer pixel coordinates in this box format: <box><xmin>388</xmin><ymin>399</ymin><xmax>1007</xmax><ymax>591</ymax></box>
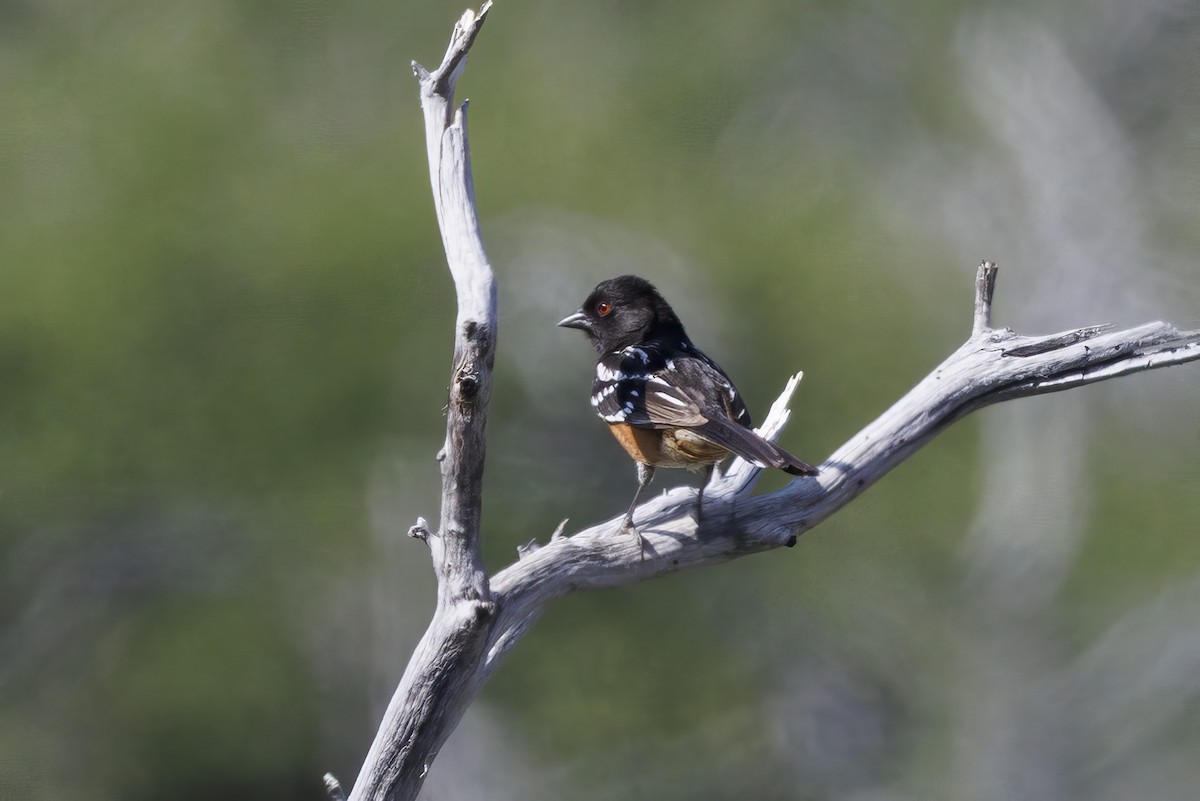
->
<box><xmin>558</xmin><ymin>275</ymin><xmax>685</xmax><ymax>354</ymax></box>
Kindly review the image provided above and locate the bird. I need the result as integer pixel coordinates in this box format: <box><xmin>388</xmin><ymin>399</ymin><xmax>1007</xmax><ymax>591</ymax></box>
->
<box><xmin>558</xmin><ymin>275</ymin><xmax>819</xmax><ymax>536</ymax></box>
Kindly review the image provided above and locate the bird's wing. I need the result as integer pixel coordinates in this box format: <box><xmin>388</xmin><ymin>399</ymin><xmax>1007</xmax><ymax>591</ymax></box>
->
<box><xmin>591</xmin><ymin>349</ymin><xmax>707</xmax><ymax>427</ymax></box>
<box><xmin>677</xmin><ymin>350</ymin><xmax>753</xmax><ymax>428</ymax></box>
<box><xmin>693</xmin><ymin>415</ymin><xmax>818</xmax><ymax>474</ymax></box>
<box><xmin>637</xmin><ymin>373</ymin><xmax>709</xmax><ymax>427</ymax></box>
<box><xmin>591</xmin><ymin>346</ymin><xmax>819</xmax><ymax>475</ymax></box>
<box><xmin>591</xmin><ymin>345</ymin><xmax>749</xmax><ymax>428</ymax></box>
<box><xmin>677</xmin><ymin>353</ymin><xmax>818</xmax><ymax>474</ymax></box>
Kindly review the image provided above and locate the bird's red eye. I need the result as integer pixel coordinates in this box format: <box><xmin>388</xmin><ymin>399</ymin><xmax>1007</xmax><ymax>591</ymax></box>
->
<box><xmin>596</xmin><ymin>301</ymin><xmax>612</xmax><ymax>316</ymax></box>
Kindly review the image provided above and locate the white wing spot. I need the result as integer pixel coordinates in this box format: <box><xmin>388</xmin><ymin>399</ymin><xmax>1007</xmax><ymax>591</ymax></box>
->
<box><xmin>596</xmin><ymin>363</ymin><xmax>620</xmax><ymax>381</ymax></box>
<box><xmin>591</xmin><ymin>384</ymin><xmax>617</xmax><ymax>407</ymax></box>
<box><xmin>654</xmin><ymin>391</ymin><xmax>687</xmax><ymax>407</ymax></box>
<box><xmin>597</xmin><ymin>362</ymin><xmax>648</xmax><ymax>383</ymax></box>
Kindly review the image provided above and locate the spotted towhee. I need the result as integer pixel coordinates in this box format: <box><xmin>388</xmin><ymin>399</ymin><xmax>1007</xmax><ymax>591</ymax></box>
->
<box><xmin>559</xmin><ymin>275</ymin><xmax>819</xmax><ymax>534</ymax></box>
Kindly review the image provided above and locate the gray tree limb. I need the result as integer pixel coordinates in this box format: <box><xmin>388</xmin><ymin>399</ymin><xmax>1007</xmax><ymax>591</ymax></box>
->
<box><xmin>328</xmin><ymin>6</ymin><xmax>1200</xmax><ymax>800</ymax></box>
<box><xmin>335</xmin><ymin>5</ymin><xmax>498</xmax><ymax>801</ymax></box>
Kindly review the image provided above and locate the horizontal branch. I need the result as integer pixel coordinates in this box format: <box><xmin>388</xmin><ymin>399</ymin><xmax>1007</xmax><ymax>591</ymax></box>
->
<box><xmin>482</xmin><ymin>263</ymin><xmax>1199</xmax><ymax>672</ymax></box>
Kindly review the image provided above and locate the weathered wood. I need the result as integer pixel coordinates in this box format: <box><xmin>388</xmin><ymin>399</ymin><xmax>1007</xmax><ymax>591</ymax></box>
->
<box><xmin>331</xmin><ymin>6</ymin><xmax>1200</xmax><ymax>799</ymax></box>
<box><xmin>480</xmin><ymin>278</ymin><xmax>1199</xmax><ymax>675</ymax></box>
<box><xmin>340</xmin><ymin>5</ymin><xmax>498</xmax><ymax>801</ymax></box>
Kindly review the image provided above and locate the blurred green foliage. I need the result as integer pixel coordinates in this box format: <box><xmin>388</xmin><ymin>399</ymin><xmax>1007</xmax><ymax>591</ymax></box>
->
<box><xmin>2</xmin><ymin>1</ymin><xmax>1197</xmax><ymax>800</ymax></box>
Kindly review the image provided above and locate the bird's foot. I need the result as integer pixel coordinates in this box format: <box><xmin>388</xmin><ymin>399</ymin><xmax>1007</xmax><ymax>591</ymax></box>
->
<box><xmin>618</xmin><ymin>517</ymin><xmax>648</xmax><ymax>561</ymax></box>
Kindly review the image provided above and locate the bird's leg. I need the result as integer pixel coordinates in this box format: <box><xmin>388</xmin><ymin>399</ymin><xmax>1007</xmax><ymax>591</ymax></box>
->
<box><xmin>621</xmin><ymin>462</ymin><xmax>654</xmax><ymax>533</ymax></box>
<box><xmin>620</xmin><ymin>463</ymin><xmax>655</xmax><ymax>560</ymax></box>
<box><xmin>695</xmin><ymin>463</ymin><xmax>716</xmax><ymax>522</ymax></box>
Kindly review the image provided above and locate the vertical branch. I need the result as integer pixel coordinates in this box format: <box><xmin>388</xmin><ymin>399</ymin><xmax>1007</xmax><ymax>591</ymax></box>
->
<box><xmin>418</xmin><ymin>2</ymin><xmax>495</xmax><ymax>606</ymax></box>
<box><xmin>341</xmin><ymin>6</ymin><xmax>497</xmax><ymax>801</ymax></box>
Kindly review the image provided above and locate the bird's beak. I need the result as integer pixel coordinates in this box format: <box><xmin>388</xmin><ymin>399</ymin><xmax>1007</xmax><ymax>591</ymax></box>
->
<box><xmin>557</xmin><ymin>310</ymin><xmax>591</xmax><ymax>331</ymax></box>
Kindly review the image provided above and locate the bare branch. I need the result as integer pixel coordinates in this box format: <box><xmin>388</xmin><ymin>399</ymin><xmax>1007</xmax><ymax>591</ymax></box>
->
<box><xmin>338</xmin><ymin>7</ymin><xmax>1200</xmax><ymax>799</ymax></box>
<box><xmin>414</xmin><ymin>2</ymin><xmax>495</xmax><ymax>606</ymax></box>
<box><xmin>481</xmin><ymin>263</ymin><xmax>1199</xmax><ymax>672</ymax></box>
<box><xmin>344</xmin><ymin>6</ymin><xmax>497</xmax><ymax>800</ymax></box>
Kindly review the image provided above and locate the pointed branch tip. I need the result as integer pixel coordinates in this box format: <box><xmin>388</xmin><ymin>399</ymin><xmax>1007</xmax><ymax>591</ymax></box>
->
<box><xmin>323</xmin><ymin>773</ymin><xmax>346</xmax><ymax>801</ymax></box>
<box><xmin>551</xmin><ymin>518</ymin><xmax>570</xmax><ymax>541</ymax></box>
<box><xmin>429</xmin><ymin>3</ymin><xmax>493</xmax><ymax>92</ymax></box>
<box><xmin>973</xmin><ymin>260</ymin><xmax>999</xmax><ymax>336</ymax></box>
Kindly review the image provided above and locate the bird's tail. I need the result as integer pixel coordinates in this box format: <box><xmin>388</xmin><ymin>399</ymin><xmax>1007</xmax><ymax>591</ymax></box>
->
<box><xmin>697</xmin><ymin>418</ymin><xmax>819</xmax><ymax>476</ymax></box>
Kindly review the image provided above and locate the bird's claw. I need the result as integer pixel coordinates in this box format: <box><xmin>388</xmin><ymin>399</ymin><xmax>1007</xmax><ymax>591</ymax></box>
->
<box><xmin>617</xmin><ymin>518</ymin><xmax>648</xmax><ymax>561</ymax></box>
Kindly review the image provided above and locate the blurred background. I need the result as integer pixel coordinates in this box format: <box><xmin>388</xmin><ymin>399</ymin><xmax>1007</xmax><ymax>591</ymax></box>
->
<box><xmin>2</xmin><ymin>0</ymin><xmax>1199</xmax><ymax>799</ymax></box>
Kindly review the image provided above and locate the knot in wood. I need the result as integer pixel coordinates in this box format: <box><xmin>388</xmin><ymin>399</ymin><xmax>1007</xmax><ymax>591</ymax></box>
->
<box><xmin>471</xmin><ymin>599</ymin><xmax>497</xmax><ymax>623</ymax></box>
<box><xmin>456</xmin><ymin>365</ymin><xmax>480</xmax><ymax>398</ymax></box>
<box><xmin>462</xmin><ymin>319</ymin><xmax>494</xmax><ymax>351</ymax></box>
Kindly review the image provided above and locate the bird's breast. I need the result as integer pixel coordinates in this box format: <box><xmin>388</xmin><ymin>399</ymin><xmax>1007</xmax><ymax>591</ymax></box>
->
<box><xmin>606</xmin><ymin>423</ymin><xmax>663</xmax><ymax>465</ymax></box>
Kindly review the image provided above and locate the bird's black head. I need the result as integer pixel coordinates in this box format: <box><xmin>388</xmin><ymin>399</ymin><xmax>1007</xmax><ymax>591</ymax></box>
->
<box><xmin>557</xmin><ymin>275</ymin><xmax>686</xmax><ymax>354</ymax></box>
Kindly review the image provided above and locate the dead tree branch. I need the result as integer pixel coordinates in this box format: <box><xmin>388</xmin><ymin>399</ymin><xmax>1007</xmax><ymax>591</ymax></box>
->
<box><xmin>338</xmin><ymin>5</ymin><xmax>497</xmax><ymax>800</ymax></box>
<box><xmin>331</xmin><ymin>6</ymin><xmax>1200</xmax><ymax>799</ymax></box>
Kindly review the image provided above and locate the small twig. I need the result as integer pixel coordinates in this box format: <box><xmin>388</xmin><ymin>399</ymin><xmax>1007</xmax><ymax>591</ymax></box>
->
<box><xmin>411</xmin><ymin>1</ymin><xmax>493</xmax><ymax>99</ymax></box>
<box><xmin>323</xmin><ymin>773</ymin><xmax>346</xmax><ymax>801</ymax></box>
<box><xmin>973</xmin><ymin>260</ymin><xmax>999</xmax><ymax>336</ymax></box>
<box><xmin>550</xmin><ymin>518</ymin><xmax>569</xmax><ymax>541</ymax></box>
<box><xmin>407</xmin><ymin>516</ymin><xmax>432</xmax><ymax>542</ymax></box>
